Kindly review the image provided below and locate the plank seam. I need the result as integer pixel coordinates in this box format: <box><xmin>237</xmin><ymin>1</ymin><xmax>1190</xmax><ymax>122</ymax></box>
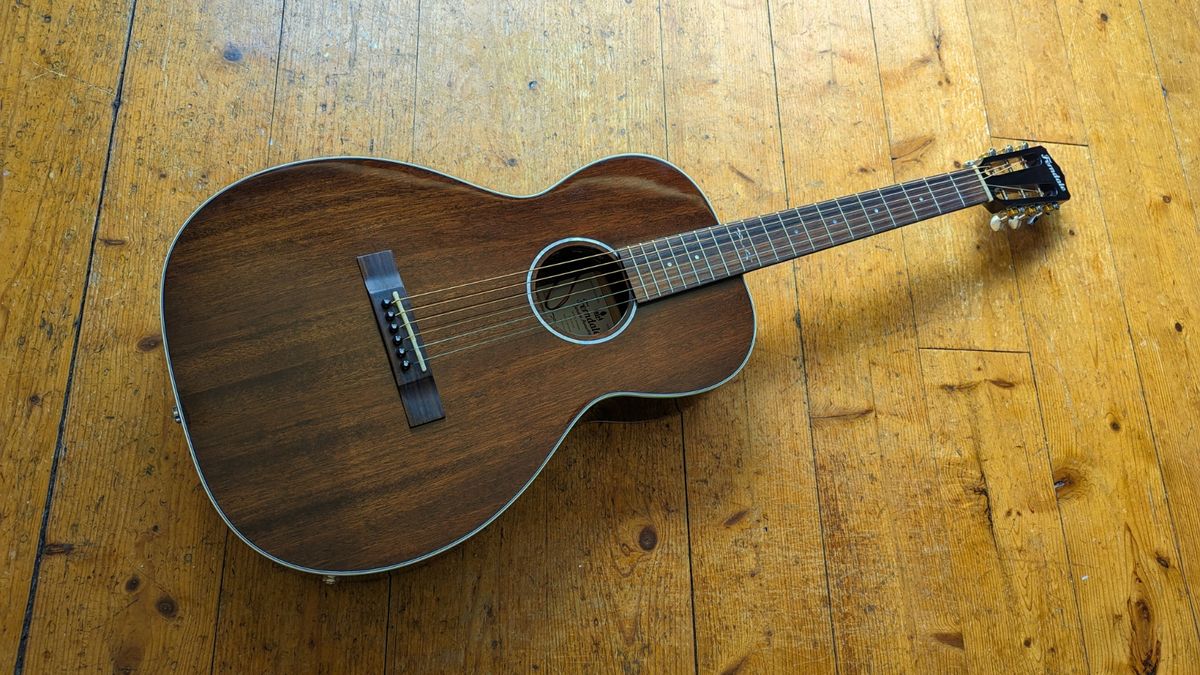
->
<box><xmin>657</xmin><ymin>0</ymin><xmax>670</xmax><ymax>158</ymax></box>
<box><xmin>408</xmin><ymin>0</ymin><xmax>422</xmax><ymax>162</ymax></box>
<box><xmin>1014</xmin><ymin>345</ymin><xmax>1094</xmax><ymax>671</ymax></box>
<box><xmin>12</xmin><ymin>1</ymin><xmax>140</xmax><ymax>672</ymax></box>
<box><xmin>207</xmin><ymin>531</ymin><xmax>230</xmax><ymax>675</ymax></box>
<box><xmin>917</xmin><ymin>346</ymin><xmax>1028</xmax><ymax>355</ymax></box>
<box><xmin>265</xmin><ymin>0</ymin><xmax>287</xmax><ymax>164</ymax></box>
<box><xmin>676</xmin><ymin>407</ymin><xmax>700</xmax><ymax>675</ymax></box>
<box><xmin>767</xmin><ymin>0</ymin><xmax>839</xmax><ymax>668</ymax></box>
<box><xmin>1077</xmin><ymin>135</ymin><xmax>1200</xmax><ymax>643</ymax></box>
<box><xmin>1135</xmin><ymin>0</ymin><xmax>1200</xmax><ymax>227</ymax></box>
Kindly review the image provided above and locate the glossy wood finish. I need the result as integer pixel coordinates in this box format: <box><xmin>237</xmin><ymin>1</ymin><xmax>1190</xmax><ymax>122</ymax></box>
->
<box><xmin>11</xmin><ymin>0</ymin><xmax>1200</xmax><ymax>671</ymax></box>
<box><xmin>162</xmin><ymin>156</ymin><xmax>755</xmax><ymax>572</ymax></box>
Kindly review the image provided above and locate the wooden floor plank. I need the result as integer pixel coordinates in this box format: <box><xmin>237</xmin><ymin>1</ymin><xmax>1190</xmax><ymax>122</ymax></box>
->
<box><xmin>919</xmin><ymin>348</ymin><xmax>1087</xmax><ymax>673</ymax></box>
<box><xmin>19</xmin><ymin>1</ymin><xmax>284</xmax><ymax>670</ymax></box>
<box><xmin>1002</xmin><ymin>139</ymin><xmax>1199</xmax><ymax>672</ymax></box>
<box><xmin>0</xmin><ymin>0</ymin><xmax>132</xmax><ymax>666</ymax></box>
<box><xmin>870</xmin><ymin>0</ymin><xmax>1026</xmax><ymax>351</ymax></box>
<box><xmin>385</xmin><ymin>2</ymin><xmax>694</xmax><ymax>671</ymax></box>
<box><xmin>963</xmin><ymin>0</ymin><xmax>1086</xmax><ymax>144</ymax></box>
<box><xmin>1140</xmin><ymin>0</ymin><xmax>1200</xmax><ymax>224</ymax></box>
<box><xmin>1054</xmin><ymin>0</ymin><xmax>1200</xmax><ymax>658</ymax></box>
<box><xmin>772</xmin><ymin>1</ymin><xmax>965</xmax><ymax>670</ymax></box>
<box><xmin>661</xmin><ymin>1</ymin><xmax>837</xmax><ymax>671</ymax></box>
<box><xmin>207</xmin><ymin>1</ymin><xmax>419</xmax><ymax>671</ymax></box>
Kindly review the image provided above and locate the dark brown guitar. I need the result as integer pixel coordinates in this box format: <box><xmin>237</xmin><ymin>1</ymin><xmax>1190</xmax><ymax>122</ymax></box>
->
<box><xmin>162</xmin><ymin>145</ymin><xmax>1069</xmax><ymax>576</ymax></box>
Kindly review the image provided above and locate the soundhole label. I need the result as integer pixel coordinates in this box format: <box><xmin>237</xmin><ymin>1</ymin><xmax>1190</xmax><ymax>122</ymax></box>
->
<box><xmin>527</xmin><ymin>238</ymin><xmax>636</xmax><ymax>344</ymax></box>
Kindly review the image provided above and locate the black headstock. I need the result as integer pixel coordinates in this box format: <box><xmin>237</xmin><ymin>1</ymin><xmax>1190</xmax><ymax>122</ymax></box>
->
<box><xmin>966</xmin><ymin>143</ymin><xmax>1070</xmax><ymax>230</ymax></box>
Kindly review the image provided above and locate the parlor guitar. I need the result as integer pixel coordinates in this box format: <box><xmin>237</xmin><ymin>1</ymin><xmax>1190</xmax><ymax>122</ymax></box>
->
<box><xmin>161</xmin><ymin>145</ymin><xmax>1069</xmax><ymax>576</ymax></box>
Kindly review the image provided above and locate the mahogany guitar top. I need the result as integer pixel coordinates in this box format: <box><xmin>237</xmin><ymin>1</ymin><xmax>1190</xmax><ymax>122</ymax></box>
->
<box><xmin>162</xmin><ymin>156</ymin><xmax>756</xmax><ymax>574</ymax></box>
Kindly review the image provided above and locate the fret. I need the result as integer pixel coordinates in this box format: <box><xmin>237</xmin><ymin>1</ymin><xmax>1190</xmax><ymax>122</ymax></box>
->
<box><xmin>946</xmin><ymin>171</ymin><xmax>967</xmax><ymax>207</ymax></box>
<box><xmin>758</xmin><ymin>216</ymin><xmax>779</xmax><ymax>265</ymax></box>
<box><xmin>726</xmin><ymin>224</ymin><xmax>750</xmax><ymax>272</ymax></box>
<box><xmin>674</xmin><ymin>234</ymin><xmax>701</xmax><ymax>286</ymax></box>
<box><xmin>637</xmin><ymin>242</ymin><xmax>662</xmax><ymax>298</ymax></box>
<box><xmin>650</xmin><ymin>239</ymin><xmax>677</xmax><ymax>293</ymax></box>
<box><xmin>776</xmin><ymin>211</ymin><xmax>799</xmax><ymax>257</ymax></box>
<box><xmin>707</xmin><ymin>226</ymin><xmax>732</xmax><ymax>277</ymax></box>
<box><xmin>811</xmin><ymin>201</ymin><xmax>836</xmax><ymax>248</ymax></box>
<box><xmin>919</xmin><ymin>177</ymin><xmax>942</xmax><ymax>215</ymax></box>
<box><xmin>625</xmin><ymin>246</ymin><xmax>649</xmax><ymax>300</ymax></box>
<box><xmin>691</xmin><ymin>230</ymin><xmax>716</xmax><ymax>282</ymax></box>
<box><xmin>874</xmin><ymin>188</ymin><xmax>900</xmax><ymax>228</ymax></box>
<box><xmin>896</xmin><ymin>181</ymin><xmax>921</xmax><ymax>220</ymax></box>
<box><xmin>624</xmin><ymin>170</ymin><xmax>986</xmax><ymax>303</ymax></box>
<box><xmin>854</xmin><ymin>193</ymin><xmax>877</xmax><ymax>234</ymax></box>
<box><xmin>792</xmin><ymin>207</ymin><xmax>817</xmax><ymax>252</ymax></box>
<box><xmin>667</xmin><ymin>236</ymin><xmax>692</xmax><ymax>288</ymax></box>
<box><xmin>730</xmin><ymin>222</ymin><xmax>761</xmax><ymax>269</ymax></box>
<box><xmin>832</xmin><ymin>197</ymin><xmax>854</xmax><ymax>240</ymax></box>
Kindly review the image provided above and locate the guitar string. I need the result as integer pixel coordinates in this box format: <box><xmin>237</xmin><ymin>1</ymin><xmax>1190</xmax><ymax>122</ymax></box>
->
<box><xmin>421</xmin><ymin>180</ymin><xmax>992</xmax><ymax>358</ymax></box>
<box><xmin>411</xmin><ymin>171</ymin><xmax>989</xmax><ymax>334</ymax></box>
<box><xmin>416</xmin><ymin>175</ymin><xmax>989</xmax><ymax>342</ymax></box>
<box><xmin>402</xmin><ymin>166</ymin><xmax>1013</xmax><ymax>318</ymax></box>
<box><xmin>419</xmin><ymin>176</ymin><xmax>990</xmax><ymax>347</ymax></box>
<box><xmin>412</xmin><ymin>172</ymin><xmax>989</xmax><ymax>339</ymax></box>
<box><xmin>422</xmin><ymin>185</ymin><xmax>980</xmax><ymax>355</ymax></box>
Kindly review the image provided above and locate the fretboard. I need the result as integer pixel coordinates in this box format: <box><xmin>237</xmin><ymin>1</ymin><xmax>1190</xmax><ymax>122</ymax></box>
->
<box><xmin>620</xmin><ymin>169</ymin><xmax>990</xmax><ymax>302</ymax></box>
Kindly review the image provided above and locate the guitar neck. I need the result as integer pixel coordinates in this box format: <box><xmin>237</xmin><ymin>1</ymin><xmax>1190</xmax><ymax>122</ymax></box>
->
<box><xmin>620</xmin><ymin>168</ymin><xmax>991</xmax><ymax>302</ymax></box>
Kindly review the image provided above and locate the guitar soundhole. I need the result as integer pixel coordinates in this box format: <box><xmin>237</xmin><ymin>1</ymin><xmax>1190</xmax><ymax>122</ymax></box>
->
<box><xmin>528</xmin><ymin>239</ymin><xmax>635</xmax><ymax>344</ymax></box>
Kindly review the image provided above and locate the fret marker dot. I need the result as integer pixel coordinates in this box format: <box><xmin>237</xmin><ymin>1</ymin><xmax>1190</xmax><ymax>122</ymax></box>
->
<box><xmin>693</xmin><ymin>254</ymin><xmax>700</xmax><ymax>260</ymax></box>
<box><xmin>873</xmin><ymin>208</ymin><xmax>879</xmax><ymax>213</ymax></box>
<box><xmin>667</xmin><ymin>262</ymin><xmax>673</xmax><ymax>267</ymax></box>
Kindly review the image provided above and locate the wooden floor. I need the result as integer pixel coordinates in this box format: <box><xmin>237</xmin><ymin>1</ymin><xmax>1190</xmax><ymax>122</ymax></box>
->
<box><xmin>3</xmin><ymin>0</ymin><xmax>1199</xmax><ymax>672</ymax></box>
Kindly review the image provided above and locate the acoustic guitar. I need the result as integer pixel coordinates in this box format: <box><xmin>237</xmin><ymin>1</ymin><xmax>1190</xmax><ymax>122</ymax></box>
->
<box><xmin>161</xmin><ymin>145</ymin><xmax>1069</xmax><ymax>576</ymax></box>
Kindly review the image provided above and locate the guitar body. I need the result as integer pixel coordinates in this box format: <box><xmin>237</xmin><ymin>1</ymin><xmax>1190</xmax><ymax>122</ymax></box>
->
<box><xmin>162</xmin><ymin>155</ymin><xmax>756</xmax><ymax>574</ymax></box>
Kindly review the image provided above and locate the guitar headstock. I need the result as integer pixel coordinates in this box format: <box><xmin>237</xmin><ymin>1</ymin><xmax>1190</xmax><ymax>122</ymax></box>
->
<box><xmin>966</xmin><ymin>143</ymin><xmax>1070</xmax><ymax>230</ymax></box>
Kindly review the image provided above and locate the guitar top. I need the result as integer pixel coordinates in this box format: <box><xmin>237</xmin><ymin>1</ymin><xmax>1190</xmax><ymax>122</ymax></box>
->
<box><xmin>161</xmin><ymin>146</ymin><xmax>1068</xmax><ymax>575</ymax></box>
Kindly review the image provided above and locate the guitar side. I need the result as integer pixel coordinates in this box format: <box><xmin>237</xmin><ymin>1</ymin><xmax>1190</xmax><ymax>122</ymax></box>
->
<box><xmin>161</xmin><ymin>155</ymin><xmax>756</xmax><ymax>574</ymax></box>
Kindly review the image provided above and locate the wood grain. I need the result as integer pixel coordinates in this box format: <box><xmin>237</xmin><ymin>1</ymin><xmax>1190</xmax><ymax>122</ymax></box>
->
<box><xmin>870</xmin><ymin>0</ymin><xmax>1026</xmax><ymax>351</ymax></box>
<box><xmin>19</xmin><ymin>0</ymin><xmax>283</xmax><ymax>671</ymax></box>
<box><xmin>384</xmin><ymin>1</ymin><xmax>696</xmax><ymax>670</ymax></box>
<box><xmin>7</xmin><ymin>0</ymin><xmax>1200</xmax><ymax>670</ymax></box>
<box><xmin>774</xmin><ymin>0</ymin><xmax>964</xmax><ymax>671</ymax></box>
<box><xmin>921</xmin><ymin>348</ymin><xmax>1086</xmax><ymax>672</ymax></box>
<box><xmin>208</xmin><ymin>1</ymin><xmax>418</xmax><ymax>670</ymax></box>
<box><xmin>660</xmin><ymin>1</ymin><xmax>837</xmax><ymax>672</ymax></box>
<box><xmin>0</xmin><ymin>0</ymin><xmax>132</xmax><ymax>666</ymax></box>
<box><xmin>1141</xmin><ymin>0</ymin><xmax>1200</xmax><ymax>224</ymax></box>
<box><xmin>1054</xmin><ymin>0</ymin><xmax>1200</xmax><ymax>665</ymax></box>
<box><xmin>1003</xmin><ymin>140</ymin><xmax>1200</xmax><ymax>672</ymax></box>
<box><xmin>963</xmin><ymin>0</ymin><xmax>1085</xmax><ymax>144</ymax></box>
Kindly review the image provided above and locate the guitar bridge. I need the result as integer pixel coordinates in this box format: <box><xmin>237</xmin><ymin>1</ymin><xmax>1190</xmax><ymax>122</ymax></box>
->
<box><xmin>357</xmin><ymin>250</ymin><xmax>445</xmax><ymax>427</ymax></box>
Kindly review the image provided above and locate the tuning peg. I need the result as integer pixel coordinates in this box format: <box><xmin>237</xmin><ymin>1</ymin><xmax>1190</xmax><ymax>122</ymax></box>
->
<box><xmin>989</xmin><ymin>214</ymin><xmax>1003</xmax><ymax>231</ymax></box>
<box><xmin>986</xmin><ymin>148</ymin><xmax>998</xmax><ymax>157</ymax></box>
<box><xmin>1019</xmin><ymin>142</ymin><xmax>1030</xmax><ymax>150</ymax></box>
<box><xmin>1004</xmin><ymin>145</ymin><xmax>1014</xmax><ymax>153</ymax></box>
<box><xmin>1007</xmin><ymin>215</ymin><xmax>1022</xmax><ymax>229</ymax></box>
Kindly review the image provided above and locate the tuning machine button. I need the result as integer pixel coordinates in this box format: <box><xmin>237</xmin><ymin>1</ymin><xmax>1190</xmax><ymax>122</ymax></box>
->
<box><xmin>989</xmin><ymin>214</ymin><xmax>1003</xmax><ymax>231</ymax></box>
